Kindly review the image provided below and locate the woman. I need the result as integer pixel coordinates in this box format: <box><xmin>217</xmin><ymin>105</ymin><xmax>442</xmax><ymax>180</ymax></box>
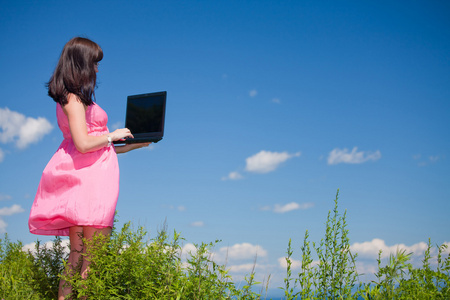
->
<box><xmin>28</xmin><ymin>37</ymin><xmax>150</xmax><ymax>299</ymax></box>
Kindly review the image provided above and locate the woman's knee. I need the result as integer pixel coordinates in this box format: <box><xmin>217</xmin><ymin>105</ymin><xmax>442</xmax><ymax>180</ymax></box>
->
<box><xmin>83</xmin><ymin>226</ymin><xmax>112</xmax><ymax>240</ymax></box>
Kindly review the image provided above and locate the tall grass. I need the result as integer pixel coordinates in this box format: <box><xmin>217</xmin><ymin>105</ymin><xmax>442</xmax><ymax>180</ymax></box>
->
<box><xmin>282</xmin><ymin>190</ymin><xmax>358</xmax><ymax>299</ymax></box>
<box><xmin>1</xmin><ymin>190</ymin><xmax>449</xmax><ymax>299</ymax></box>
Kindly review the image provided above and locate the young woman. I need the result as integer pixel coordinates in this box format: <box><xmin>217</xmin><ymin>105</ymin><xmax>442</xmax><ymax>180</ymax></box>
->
<box><xmin>28</xmin><ymin>37</ymin><xmax>150</xmax><ymax>299</ymax></box>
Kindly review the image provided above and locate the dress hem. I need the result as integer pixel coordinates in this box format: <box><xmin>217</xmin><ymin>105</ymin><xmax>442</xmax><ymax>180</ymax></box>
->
<box><xmin>30</xmin><ymin>224</ymin><xmax>113</xmax><ymax>236</ymax></box>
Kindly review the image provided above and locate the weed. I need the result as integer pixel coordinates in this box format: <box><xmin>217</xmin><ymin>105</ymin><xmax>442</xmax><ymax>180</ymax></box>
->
<box><xmin>1</xmin><ymin>190</ymin><xmax>449</xmax><ymax>299</ymax></box>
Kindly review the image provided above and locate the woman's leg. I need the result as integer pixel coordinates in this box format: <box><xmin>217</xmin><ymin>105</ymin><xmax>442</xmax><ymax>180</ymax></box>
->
<box><xmin>58</xmin><ymin>226</ymin><xmax>84</xmax><ymax>300</ymax></box>
<box><xmin>80</xmin><ymin>226</ymin><xmax>112</xmax><ymax>279</ymax></box>
<box><xmin>58</xmin><ymin>226</ymin><xmax>112</xmax><ymax>299</ymax></box>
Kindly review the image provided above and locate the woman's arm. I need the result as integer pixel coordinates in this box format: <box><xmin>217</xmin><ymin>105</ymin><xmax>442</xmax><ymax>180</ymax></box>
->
<box><xmin>114</xmin><ymin>142</ymin><xmax>151</xmax><ymax>154</ymax></box>
<box><xmin>64</xmin><ymin>93</ymin><xmax>134</xmax><ymax>153</ymax></box>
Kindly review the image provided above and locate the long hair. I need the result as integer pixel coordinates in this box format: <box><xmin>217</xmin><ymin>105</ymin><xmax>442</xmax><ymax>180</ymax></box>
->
<box><xmin>47</xmin><ymin>37</ymin><xmax>103</xmax><ymax>106</ymax></box>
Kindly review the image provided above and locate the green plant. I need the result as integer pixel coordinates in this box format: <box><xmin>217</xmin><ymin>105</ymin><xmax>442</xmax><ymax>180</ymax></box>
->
<box><xmin>282</xmin><ymin>238</ymin><xmax>298</xmax><ymax>299</ymax></box>
<box><xmin>231</xmin><ymin>256</ymin><xmax>266</xmax><ymax>300</ymax></box>
<box><xmin>61</xmin><ymin>223</ymin><xmax>181</xmax><ymax>299</ymax></box>
<box><xmin>358</xmin><ymin>240</ymin><xmax>450</xmax><ymax>299</ymax></box>
<box><xmin>61</xmin><ymin>223</ymin><xmax>246</xmax><ymax>299</ymax></box>
<box><xmin>313</xmin><ymin>190</ymin><xmax>358</xmax><ymax>299</ymax></box>
<box><xmin>28</xmin><ymin>236</ymin><xmax>68</xmax><ymax>298</ymax></box>
<box><xmin>280</xmin><ymin>189</ymin><xmax>359</xmax><ymax>299</ymax></box>
<box><xmin>298</xmin><ymin>230</ymin><xmax>314</xmax><ymax>299</ymax></box>
<box><xmin>0</xmin><ymin>235</ymin><xmax>40</xmax><ymax>299</ymax></box>
<box><xmin>183</xmin><ymin>240</ymin><xmax>235</xmax><ymax>299</ymax></box>
<box><xmin>1</xmin><ymin>190</ymin><xmax>449</xmax><ymax>299</ymax></box>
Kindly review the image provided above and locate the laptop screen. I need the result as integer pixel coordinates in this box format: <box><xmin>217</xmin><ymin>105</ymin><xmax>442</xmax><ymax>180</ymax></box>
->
<box><xmin>125</xmin><ymin>91</ymin><xmax>166</xmax><ymax>137</ymax></box>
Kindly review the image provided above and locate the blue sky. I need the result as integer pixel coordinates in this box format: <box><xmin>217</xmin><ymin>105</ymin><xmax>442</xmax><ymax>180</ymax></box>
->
<box><xmin>1</xmin><ymin>0</ymin><xmax>449</xmax><ymax>293</ymax></box>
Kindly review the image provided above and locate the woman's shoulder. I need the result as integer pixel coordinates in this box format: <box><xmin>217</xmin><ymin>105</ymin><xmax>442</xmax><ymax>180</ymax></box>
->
<box><xmin>65</xmin><ymin>93</ymin><xmax>89</xmax><ymax>108</ymax></box>
<box><xmin>62</xmin><ymin>94</ymin><xmax>88</xmax><ymax>116</ymax></box>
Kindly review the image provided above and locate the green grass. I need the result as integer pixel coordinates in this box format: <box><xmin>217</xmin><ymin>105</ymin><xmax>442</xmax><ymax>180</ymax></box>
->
<box><xmin>1</xmin><ymin>190</ymin><xmax>449</xmax><ymax>299</ymax></box>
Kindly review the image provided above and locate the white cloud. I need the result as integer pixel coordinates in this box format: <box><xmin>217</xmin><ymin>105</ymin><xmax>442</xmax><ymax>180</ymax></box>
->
<box><xmin>190</xmin><ymin>221</ymin><xmax>205</xmax><ymax>227</ymax></box>
<box><xmin>260</xmin><ymin>205</ymin><xmax>271</xmax><ymax>211</ymax></box>
<box><xmin>249</xmin><ymin>89</ymin><xmax>258</xmax><ymax>97</ymax></box>
<box><xmin>23</xmin><ymin>239</ymin><xmax>70</xmax><ymax>254</ymax></box>
<box><xmin>0</xmin><ymin>194</ymin><xmax>12</xmax><ymax>201</ymax></box>
<box><xmin>351</xmin><ymin>238</ymin><xmax>389</xmax><ymax>258</ymax></box>
<box><xmin>145</xmin><ymin>144</ymin><xmax>156</xmax><ymax>151</ymax></box>
<box><xmin>327</xmin><ymin>147</ymin><xmax>381</xmax><ymax>165</ymax></box>
<box><xmin>223</xmin><ymin>150</ymin><xmax>300</xmax><ymax>180</ymax></box>
<box><xmin>167</xmin><ymin>205</ymin><xmax>186</xmax><ymax>211</ymax></box>
<box><xmin>177</xmin><ymin>205</ymin><xmax>186</xmax><ymax>211</ymax></box>
<box><xmin>179</xmin><ymin>242</ymin><xmax>272</xmax><ymax>287</ymax></box>
<box><xmin>271</xmin><ymin>98</ymin><xmax>281</xmax><ymax>104</ymax></box>
<box><xmin>413</xmin><ymin>153</ymin><xmax>444</xmax><ymax>166</ymax></box>
<box><xmin>0</xmin><ymin>107</ymin><xmax>53</xmax><ymax>149</ymax></box>
<box><xmin>245</xmin><ymin>150</ymin><xmax>301</xmax><ymax>174</ymax></box>
<box><xmin>273</xmin><ymin>202</ymin><xmax>314</xmax><ymax>213</ymax></box>
<box><xmin>0</xmin><ymin>204</ymin><xmax>24</xmax><ymax>216</ymax></box>
<box><xmin>228</xmin><ymin>263</ymin><xmax>272</xmax><ymax>287</ymax></box>
<box><xmin>209</xmin><ymin>243</ymin><xmax>269</xmax><ymax>280</ymax></box>
<box><xmin>260</xmin><ymin>202</ymin><xmax>313</xmax><ymax>213</ymax></box>
<box><xmin>274</xmin><ymin>238</ymin><xmax>450</xmax><ymax>283</ymax></box>
<box><xmin>277</xmin><ymin>256</ymin><xmax>319</xmax><ymax>270</ymax></box>
<box><xmin>0</xmin><ymin>148</ymin><xmax>4</xmax><ymax>163</ymax></box>
<box><xmin>218</xmin><ymin>243</ymin><xmax>268</xmax><ymax>261</ymax></box>
<box><xmin>178</xmin><ymin>243</ymin><xmax>199</xmax><ymax>263</ymax></box>
<box><xmin>228</xmin><ymin>263</ymin><xmax>256</xmax><ymax>272</ymax></box>
<box><xmin>182</xmin><ymin>243</ymin><xmax>197</xmax><ymax>254</ymax></box>
<box><xmin>349</xmin><ymin>239</ymin><xmax>450</xmax><ymax>281</ymax></box>
<box><xmin>228</xmin><ymin>263</ymin><xmax>267</xmax><ymax>273</ymax></box>
<box><xmin>350</xmin><ymin>238</ymin><xmax>431</xmax><ymax>259</ymax></box>
<box><xmin>0</xmin><ymin>204</ymin><xmax>25</xmax><ymax>233</ymax></box>
<box><xmin>222</xmin><ymin>171</ymin><xmax>244</xmax><ymax>181</ymax></box>
<box><xmin>429</xmin><ymin>155</ymin><xmax>440</xmax><ymax>162</ymax></box>
<box><xmin>110</xmin><ymin>121</ymin><xmax>123</xmax><ymax>131</ymax></box>
<box><xmin>0</xmin><ymin>219</ymin><xmax>8</xmax><ymax>234</ymax></box>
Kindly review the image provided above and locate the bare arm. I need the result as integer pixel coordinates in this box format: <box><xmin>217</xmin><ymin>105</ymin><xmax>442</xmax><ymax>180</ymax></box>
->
<box><xmin>64</xmin><ymin>94</ymin><xmax>134</xmax><ymax>153</ymax></box>
<box><xmin>114</xmin><ymin>142</ymin><xmax>152</xmax><ymax>154</ymax></box>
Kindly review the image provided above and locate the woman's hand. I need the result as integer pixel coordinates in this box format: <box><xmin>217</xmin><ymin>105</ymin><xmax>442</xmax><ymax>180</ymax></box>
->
<box><xmin>109</xmin><ymin>128</ymin><xmax>134</xmax><ymax>142</ymax></box>
<box><xmin>114</xmin><ymin>142</ymin><xmax>151</xmax><ymax>154</ymax></box>
<box><xmin>109</xmin><ymin>128</ymin><xmax>151</xmax><ymax>154</ymax></box>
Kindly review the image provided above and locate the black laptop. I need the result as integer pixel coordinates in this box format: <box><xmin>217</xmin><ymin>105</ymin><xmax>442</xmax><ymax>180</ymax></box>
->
<box><xmin>113</xmin><ymin>91</ymin><xmax>167</xmax><ymax>144</ymax></box>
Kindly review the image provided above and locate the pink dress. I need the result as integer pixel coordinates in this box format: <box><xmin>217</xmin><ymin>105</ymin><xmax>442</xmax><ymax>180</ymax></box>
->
<box><xmin>29</xmin><ymin>103</ymin><xmax>119</xmax><ymax>236</ymax></box>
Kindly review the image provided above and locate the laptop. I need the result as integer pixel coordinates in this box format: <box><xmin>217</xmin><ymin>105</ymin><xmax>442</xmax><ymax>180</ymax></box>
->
<box><xmin>113</xmin><ymin>91</ymin><xmax>167</xmax><ymax>144</ymax></box>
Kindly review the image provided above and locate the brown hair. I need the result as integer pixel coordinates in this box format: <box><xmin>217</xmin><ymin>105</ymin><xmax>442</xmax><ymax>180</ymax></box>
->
<box><xmin>47</xmin><ymin>37</ymin><xmax>103</xmax><ymax>106</ymax></box>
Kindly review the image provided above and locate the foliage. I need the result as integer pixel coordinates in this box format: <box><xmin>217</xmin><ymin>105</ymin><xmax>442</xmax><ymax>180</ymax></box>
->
<box><xmin>0</xmin><ymin>234</ymin><xmax>68</xmax><ymax>300</ymax></box>
<box><xmin>0</xmin><ymin>235</ymin><xmax>37</xmax><ymax>299</ymax></box>
<box><xmin>1</xmin><ymin>190</ymin><xmax>449</xmax><ymax>299</ymax></box>
<box><xmin>29</xmin><ymin>236</ymin><xmax>68</xmax><ymax>298</ymax></box>
<box><xmin>63</xmin><ymin>223</ymin><xmax>237</xmax><ymax>299</ymax></box>
<box><xmin>281</xmin><ymin>189</ymin><xmax>358</xmax><ymax>299</ymax></box>
<box><xmin>358</xmin><ymin>240</ymin><xmax>450</xmax><ymax>299</ymax></box>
